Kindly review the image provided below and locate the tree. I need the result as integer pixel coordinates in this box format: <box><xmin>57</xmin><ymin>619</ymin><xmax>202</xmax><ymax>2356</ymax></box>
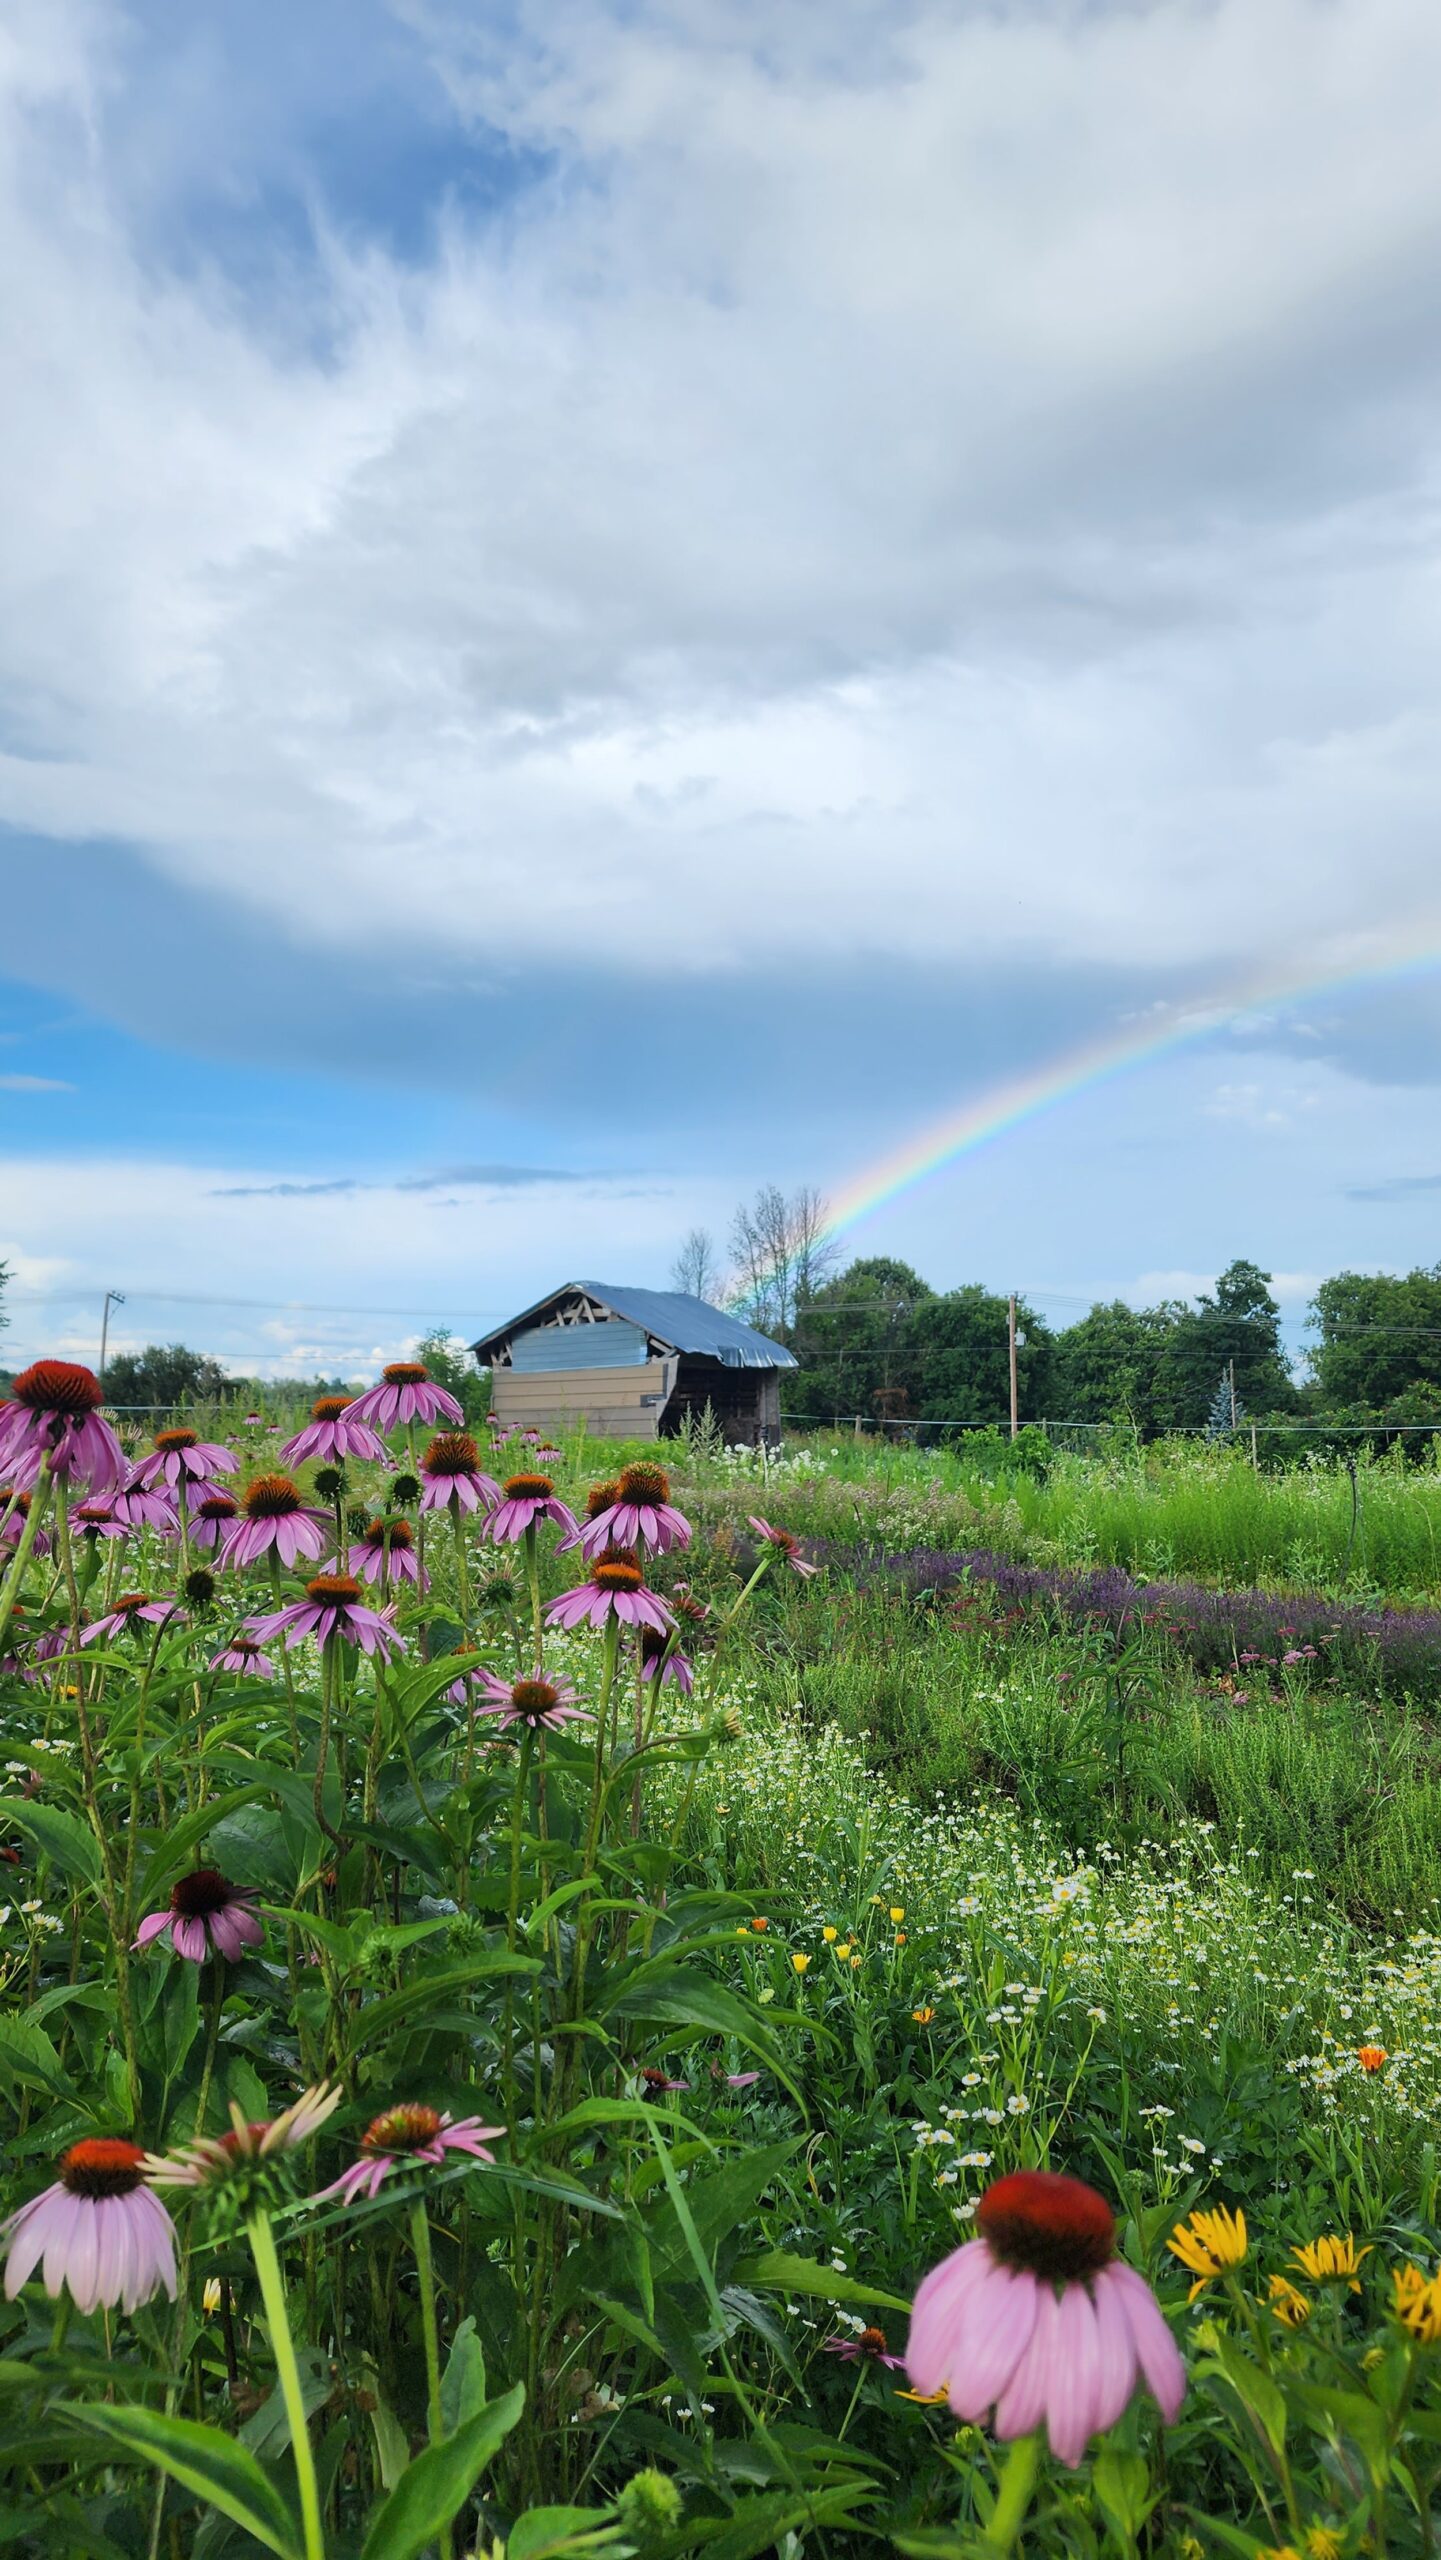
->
<box><xmin>788</xmin><ymin>1257</ymin><xmax>933</xmax><ymax>1424</ymax></box>
<box><xmin>1049</xmin><ymin>1299</ymin><xmax>1175</xmax><ymax>1432</ymax></box>
<box><xmin>102</xmin><ymin>1343</ymin><xmax>232</xmax><ymax>1413</ymax></box>
<box><xmin>907</xmin><ymin>1287</ymin><xmax>1053</xmax><ymax>1426</ymax></box>
<box><xmin>727</xmin><ymin>1185</ymin><xmax>840</xmax><ymax>1338</ymax></box>
<box><xmin>670</xmin><ymin>1228</ymin><xmax>722</xmax><ymax>1304</ymax></box>
<box><xmin>1309</xmin><ymin>1266</ymin><xmax>1441</xmax><ymax>1409</ymax></box>
<box><xmin>1151</xmin><ymin>1261</ymin><xmax>1295</xmax><ymax>1431</ymax></box>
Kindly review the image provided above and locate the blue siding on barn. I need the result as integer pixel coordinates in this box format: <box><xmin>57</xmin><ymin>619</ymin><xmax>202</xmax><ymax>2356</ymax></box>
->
<box><xmin>509</xmin><ymin>1319</ymin><xmax>650</xmax><ymax>1373</ymax></box>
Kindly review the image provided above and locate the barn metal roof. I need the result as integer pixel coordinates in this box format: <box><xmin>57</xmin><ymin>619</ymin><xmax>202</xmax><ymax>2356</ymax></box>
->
<box><xmin>470</xmin><ymin>1280</ymin><xmax>798</xmax><ymax>1370</ymax></box>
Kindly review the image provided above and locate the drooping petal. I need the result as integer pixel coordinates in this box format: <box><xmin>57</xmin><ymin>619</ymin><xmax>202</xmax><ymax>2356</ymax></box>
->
<box><xmin>1045</xmin><ymin>2280</ymin><xmax>1106</xmax><ymax>2469</ymax></box>
<box><xmin>992</xmin><ymin>2280</ymin><xmax>1061</xmax><ymax>2442</ymax></box>
<box><xmin>946</xmin><ymin>2263</ymin><xmax>1040</xmax><ymax>2423</ymax></box>
<box><xmin>134</xmin><ymin>1911</ymin><xmax>174</xmax><ymax>1949</ymax></box>
<box><xmin>1102</xmin><ymin>2263</ymin><xmax>1186</xmax><ymax>2423</ymax></box>
<box><xmin>904</xmin><ymin>2237</ymin><xmax>991</xmax><ymax>2395</ymax></box>
<box><xmin>1088</xmin><ymin>2261</ymin><xmax>1142</xmax><ymax>2436</ymax></box>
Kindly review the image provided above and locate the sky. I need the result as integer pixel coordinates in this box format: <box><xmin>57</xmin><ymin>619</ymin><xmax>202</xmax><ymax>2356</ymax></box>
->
<box><xmin>3</xmin><ymin>0</ymin><xmax>1441</xmax><ymax>1382</ymax></box>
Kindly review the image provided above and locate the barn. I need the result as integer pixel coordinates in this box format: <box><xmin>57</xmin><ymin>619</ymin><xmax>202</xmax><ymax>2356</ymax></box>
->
<box><xmin>470</xmin><ymin>1281</ymin><xmax>797</xmax><ymax>1447</ymax></box>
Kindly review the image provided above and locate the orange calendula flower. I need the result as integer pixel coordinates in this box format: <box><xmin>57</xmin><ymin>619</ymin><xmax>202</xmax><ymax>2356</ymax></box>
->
<box><xmin>1357</xmin><ymin>2045</ymin><xmax>1387</xmax><ymax>2074</ymax></box>
<box><xmin>750</xmin><ymin>1917</ymin><xmax>769</xmax><ymax>1933</ymax></box>
<box><xmin>912</xmin><ymin>2006</ymin><xmax>936</xmax><ymax>2026</ymax></box>
<box><xmin>894</xmin><ymin>1931</ymin><xmax>908</xmax><ymax>1946</ymax></box>
<box><xmin>1168</xmin><ymin>2204</ymin><xmax>1248</xmax><ymax>2300</ymax></box>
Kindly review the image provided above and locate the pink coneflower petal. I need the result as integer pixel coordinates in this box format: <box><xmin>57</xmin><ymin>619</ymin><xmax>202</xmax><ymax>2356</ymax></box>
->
<box><xmin>991</xmin><ymin>2279</ymin><xmax>1060</xmax><ymax>2443</ymax></box>
<box><xmin>946</xmin><ymin>2262</ymin><xmax>1039</xmax><ymax>2421</ymax></box>
<box><xmin>1101</xmin><ymin>2261</ymin><xmax>1186</xmax><ymax>2422</ymax></box>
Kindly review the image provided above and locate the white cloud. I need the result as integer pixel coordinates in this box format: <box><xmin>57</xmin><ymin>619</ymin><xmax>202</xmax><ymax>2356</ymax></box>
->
<box><xmin>2</xmin><ymin>0</ymin><xmax>1441</xmax><ymax>983</ymax></box>
<box><xmin>0</xmin><ymin>1073</ymin><xmax>73</xmax><ymax>1091</ymax></box>
<box><xmin>0</xmin><ymin>1150</ymin><xmax>736</xmax><ymax>1375</ymax></box>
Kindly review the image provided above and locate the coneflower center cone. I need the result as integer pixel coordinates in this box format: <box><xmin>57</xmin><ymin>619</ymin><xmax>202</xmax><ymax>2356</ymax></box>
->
<box><xmin>12</xmin><ymin>1360</ymin><xmax>104</xmax><ymax>1415</ymax></box>
<box><xmin>976</xmin><ymin>2171</ymin><xmax>1116</xmax><ymax>2284</ymax></box>
<box><xmin>242</xmin><ymin>1475</ymin><xmax>303</xmax><ymax>1519</ymax></box>
<box><xmin>60</xmin><ymin>2137</ymin><xmax>146</xmax><ymax>2198</ymax></box>
<box><xmin>362</xmin><ymin>2103</ymin><xmax>442</xmax><ymax>2154</ymax></box>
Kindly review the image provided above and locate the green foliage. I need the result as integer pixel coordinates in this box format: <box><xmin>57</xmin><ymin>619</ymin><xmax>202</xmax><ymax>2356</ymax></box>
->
<box><xmin>101</xmin><ymin>1340</ymin><xmax>232</xmax><ymax>1411</ymax></box>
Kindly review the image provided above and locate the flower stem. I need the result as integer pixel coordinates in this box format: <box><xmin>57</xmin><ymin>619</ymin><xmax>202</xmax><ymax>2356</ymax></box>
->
<box><xmin>246</xmin><ymin>2210</ymin><xmax>325</xmax><ymax>2560</ymax></box>
<box><xmin>409</xmin><ymin>2197</ymin><xmax>453</xmax><ymax>2560</ymax></box>
<box><xmin>0</xmin><ymin>1459</ymin><xmax>53</xmax><ymax>1655</ymax></box>
<box><xmin>986</xmin><ymin>2431</ymin><xmax>1041</xmax><ymax>2553</ymax></box>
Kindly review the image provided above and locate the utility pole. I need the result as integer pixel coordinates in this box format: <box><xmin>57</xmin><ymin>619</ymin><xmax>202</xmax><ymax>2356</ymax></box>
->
<box><xmin>1228</xmin><ymin>1358</ymin><xmax>1237</xmax><ymax>1431</ymax></box>
<box><xmin>1008</xmin><ymin>1294</ymin><xmax>1019</xmax><ymax>1440</ymax></box>
<box><xmin>98</xmin><ymin>1289</ymin><xmax>125</xmax><ymax>1391</ymax></box>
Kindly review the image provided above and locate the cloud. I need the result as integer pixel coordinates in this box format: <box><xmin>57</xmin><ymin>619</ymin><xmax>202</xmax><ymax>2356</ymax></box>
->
<box><xmin>1346</xmin><ymin>1172</ymin><xmax>1441</xmax><ymax>1203</ymax></box>
<box><xmin>213</xmin><ymin>1162</ymin><xmax>622</xmax><ymax>1197</ymax></box>
<box><xmin>0</xmin><ymin>1072</ymin><xmax>74</xmax><ymax>1091</ymax></box>
<box><xmin>1</xmin><ymin>0</ymin><xmax>1441</xmax><ymax>1005</ymax></box>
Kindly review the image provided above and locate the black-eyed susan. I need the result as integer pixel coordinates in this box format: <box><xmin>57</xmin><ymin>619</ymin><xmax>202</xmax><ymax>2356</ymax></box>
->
<box><xmin>1393</xmin><ymin>2262</ymin><xmax>1441</xmax><ymax>2343</ymax></box>
<box><xmin>1290</xmin><ymin>2234</ymin><xmax>1369</xmax><ymax>2290</ymax></box>
<box><xmin>1266</xmin><ymin>2274</ymin><xmax>1311</xmax><ymax>2328</ymax></box>
<box><xmin>1168</xmin><ymin>2204</ymin><xmax>1248</xmax><ymax>2299</ymax></box>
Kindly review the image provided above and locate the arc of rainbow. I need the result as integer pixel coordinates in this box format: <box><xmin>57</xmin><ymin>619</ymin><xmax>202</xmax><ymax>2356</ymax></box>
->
<box><xmin>824</xmin><ymin>925</ymin><xmax>1441</xmax><ymax>1244</ymax></box>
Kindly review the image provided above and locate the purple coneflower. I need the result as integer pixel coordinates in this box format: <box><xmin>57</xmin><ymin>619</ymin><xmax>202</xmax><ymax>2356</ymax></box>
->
<box><xmin>221</xmin><ymin>1476</ymin><xmax>327</xmax><ymax>1572</ymax></box>
<box><xmin>347</xmin><ymin>1362</ymin><xmax>462</xmax><ymax>1436</ymax></box>
<box><xmin>747</xmin><ymin>1517</ymin><xmax>818</xmax><ymax>1577</ymax></box>
<box><xmin>348</xmin><ymin>1515</ymin><xmax>429</xmax><ymax>1590</ymax></box>
<box><xmin>0</xmin><ymin>1361</ymin><xmax>125</xmax><ymax>1495</ymax></box>
<box><xmin>317</xmin><ymin>2103</ymin><xmax>504</xmax><ymax>2206</ymax></box>
<box><xmin>110</xmin><ymin>1474</ymin><xmax>181</xmax><ymax>1533</ymax></box>
<box><xmin>2</xmin><ymin>2137</ymin><xmax>178</xmax><ymax>2314</ymax></box>
<box><xmin>578</xmin><ymin>1462</ymin><xmax>692</xmax><ymax>1558</ymax></box>
<box><xmin>904</xmin><ymin>2170</ymin><xmax>1185</xmax><ymax>2470</ymax></box>
<box><xmin>487</xmin><ymin>1472</ymin><xmax>580</xmax><ymax>1545</ymax></box>
<box><xmin>209</xmin><ymin>1633</ymin><xmax>276</xmax><ymax>1678</ymax></box>
<box><xmin>82</xmin><ymin>1592</ymin><xmax>184</xmax><ymax>1645</ymax></box>
<box><xmin>250</xmin><ymin>1571</ymin><xmax>404</xmax><ymax>1660</ymax></box>
<box><xmin>280</xmin><ymin>1394</ymin><xmax>388</xmax><ymax>1467</ymax></box>
<box><xmin>189</xmin><ymin>1492</ymin><xmax>239</xmax><ymax>1552</ymax></box>
<box><xmin>472</xmin><ymin>1670</ymin><xmax>590</xmax><ymax>1733</ymax></box>
<box><xmin>825</xmin><ymin>2325</ymin><xmax>906</xmax><ymax>2369</ymax></box>
<box><xmin>639</xmin><ymin>1627</ymin><xmax>692</xmax><ymax>1693</ymax></box>
<box><xmin>546</xmin><ymin>1547</ymin><xmax>674</xmax><ymax>1637</ymax></box>
<box><xmin>70</xmin><ymin>1499</ymin><xmax>129</xmax><ymax>1542</ymax></box>
<box><xmin>418</xmin><ymin>1432</ymin><xmax>502</xmax><ymax>1515</ymax></box>
<box><xmin>146</xmin><ymin>2086</ymin><xmax>341</xmax><ymax>2190</ymax></box>
<box><xmin>133</xmin><ymin>1427</ymin><xmax>238</xmax><ymax>1491</ymax></box>
<box><xmin>134</xmin><ymin>1868</ymin><xmax>263</xmax><ymax>1963</ymax></box>
<box><xmin>0</xmin><ymin>1492</ymin><xmax>51</xmax><ymax>1557</ymax></box>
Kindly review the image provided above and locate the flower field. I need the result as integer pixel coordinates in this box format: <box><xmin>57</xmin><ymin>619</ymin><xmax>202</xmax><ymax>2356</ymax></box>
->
<box><xmin>4</xmin><ymin>1371</ymin><xmax>1441</xmax><ymax>2557</ymax></box>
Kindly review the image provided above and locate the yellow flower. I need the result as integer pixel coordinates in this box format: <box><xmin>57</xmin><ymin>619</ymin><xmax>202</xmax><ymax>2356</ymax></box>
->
<box><xmin>1393</xmin><ymin>2263</ymin><xmax>1441</xmax><ymax>2343</ymax></box>
<box><xmin>895</xmin><ymin>2385</ymin><xmax>949</xmax><ymax>2406</ymax></box>
<box><xmin>1267</xmin><ymin>2274</ymin><xmax>1311</xmax><ymax>2329</ymax></box>
<box><xmin>1290</xmin><ymin>2234</ymin><xmax>1371</xmax><ymax>2291</ymax></box>
<box><xmin>889</xmin><ymin>1906</ymin><xmax>906</xmax><ymax>1924</ymax></box>
<box><xmin>1256</xmin><ymin>2547</ymin><xmax>1301</xmax><ymax>2559</ymax></box>
<box><xmin>201</xmin><ymin>2275</ymin><xmax>223</xmax><ymax>2316</ymax></box>
<box><xmin>791</xmin><ymin>1952</ymin><xmax>810</xmax><ymax>1974</ymax></box>
<box><xmin>1306</xmin><ymin>2531</ymin><xmax>1342</xmax><ymax>2560</ymax></box>
<box><xmin>822</xmin><ymin>1925</ymin><xmax>838</xmax><ymax>1943</ymax></box>
<box><xmin>834</xmin><ymin>1940</ymin><xmax>853</xmax><ymax>1959</ymax></box>
<box><xmin>912</xmin><ymin>2006</ymin><xmax>936</xmax><ymax>2026</ymax></box>
<box><xmin>1168</xmin><ymin>2204</ymin><xmax>1248</xmax><ymax>2299</ymax></box>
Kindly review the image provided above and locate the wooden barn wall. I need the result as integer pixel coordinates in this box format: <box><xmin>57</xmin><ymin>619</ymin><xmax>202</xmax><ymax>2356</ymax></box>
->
<box><xmin>491</xmin><ymin>1359</ymin><xmax>675</xmax><ymax>1441</ymax></box>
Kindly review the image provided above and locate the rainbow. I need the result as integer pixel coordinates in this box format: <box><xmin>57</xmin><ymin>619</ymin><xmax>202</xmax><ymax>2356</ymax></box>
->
<box><xmin>825</xmin><ymin>922</ymin><xmax>1441</xmax><ymax>1244</ymax></box>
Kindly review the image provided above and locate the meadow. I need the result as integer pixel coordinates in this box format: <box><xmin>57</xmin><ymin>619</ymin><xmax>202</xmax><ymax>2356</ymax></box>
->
<box><xmin>4</xmin><ymin>1371</ymin><xmax>1441</xmax><ymax>2558</ymax></box>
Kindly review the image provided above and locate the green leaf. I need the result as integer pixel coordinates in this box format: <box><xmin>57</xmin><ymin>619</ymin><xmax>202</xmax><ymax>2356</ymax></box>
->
<box><xmin>136</xmin><ymin>1782</ymin><xmax>276</xmax><ymax>1900</ymax></box>
<box><xmin>343</xmin><ymin>1957</ymin><xmax>539</xmax><ymax>2058</ymax></box>
<box><xmin>69</xmin><ymin>2404</ymin><xmax>303</xmax><ymax>2560</ymax></box>
<box><xmin>0</xmin><ymin>1796</ymin><xmax>101</xmax><ymax>1886</ymax></box>
<box><xmin>507</xmin><ymin>2506</ymin><xmax>625</xmax><ymax>2560</ymax></box>
<box><xmin>689</xmin><ymin>2482</ymin><xmax>878</xmax><ymax>2560</ymax></box>
<box><xmin>440</xmin><ymin>2316</ymin><xmax>487</xmax><ymax>2436</ymax></box>
<box><xmin>359</xmin><ymin>2384</ymin><xmax>524</xmax><ymax>2560</ymax></box>
<box><xmin>0</xmin><ymin>2014</ymin><xmax>77</xmax><ymax>2103</ymax></box>
<box><xmin>733</xmin><ymin>2251</ymin><xmax>913</xmax><ymax>2319</ymax></box>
